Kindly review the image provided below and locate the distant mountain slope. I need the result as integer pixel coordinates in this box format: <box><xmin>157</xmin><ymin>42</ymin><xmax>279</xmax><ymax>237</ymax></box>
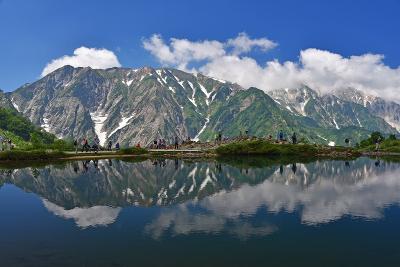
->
<box><xmin>0</xmin><ymin>89</ymin><xmax>15</xmax><ymax>110</ymax></box>
<box><xmin>335</xmin><ymin>88</ymin><xmax>400</xmax><ymax>131</ymax></box>
<box><xmin>6</xmin><ymin>66</ymin><xmax>399</xmax><ymax>146</ymax></box>
<box><xmin>270</xmin><ymin>86</ymin><xmax>396</xmax><ymax>134</ymax></box>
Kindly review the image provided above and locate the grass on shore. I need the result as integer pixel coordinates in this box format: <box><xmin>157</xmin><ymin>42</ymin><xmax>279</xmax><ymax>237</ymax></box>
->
<box><xmin>117</xmin><ymin>147</ymin><xmax>148</xmax><ymax>155</ymax></box>
<box><xmin>358</xmin><ymin>139</ymin><xmax>400</xmax><ymax>153</ymax></box>
<box><xmin>0</xmin><ymin>146</ymin><xmax>149</xmax><ymax>162</ymax></box>
<box><xmin>0</xmin><ymin>150</ymin><xmax>67</xmax><ymax>161</ymax></box>
<box><xmin>215</xmin><ymin>139</ymin><xmax>353</xmax><ymax>156</ymax></box>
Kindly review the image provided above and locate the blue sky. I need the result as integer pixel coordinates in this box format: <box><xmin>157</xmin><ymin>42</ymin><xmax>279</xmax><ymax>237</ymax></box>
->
<box><xmin>1</xmin><ymin>0</ymin><xmax>400</xmax><ymax>92</ymax></box>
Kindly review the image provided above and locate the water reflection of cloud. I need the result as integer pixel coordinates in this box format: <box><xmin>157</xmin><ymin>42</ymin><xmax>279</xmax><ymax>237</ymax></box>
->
<box><xmin>43</xmin><ymin>199</ymin><xmax>121</xmax><ymax>228</ymax></box>
<box><xmin>201</xmin><ymin>168</ymin><xmax>400</xmax><ymax>225</ymax></box>
<box><xmin>145</xmin><ymin>205</ymin><xmax>277</xmax><ymax>240</ymax></box>
<box><xmin>146</xmin><ymin>163</ymin><xmax>400</xmax><ymax>238</ymax></box>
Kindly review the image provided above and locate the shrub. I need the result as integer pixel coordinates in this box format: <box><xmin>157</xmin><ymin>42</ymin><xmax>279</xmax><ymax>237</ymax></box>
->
<box><xmin>118</xmin><ymin>147</ymin><xmax>148</xmax><ymax>155</ymax></box>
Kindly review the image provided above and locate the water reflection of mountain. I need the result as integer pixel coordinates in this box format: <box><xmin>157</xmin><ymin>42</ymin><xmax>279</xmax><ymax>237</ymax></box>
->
<box><xmin>1</xmin><ymin>157</ymin><xmax>400</xmax><ymax>229</ymax></box>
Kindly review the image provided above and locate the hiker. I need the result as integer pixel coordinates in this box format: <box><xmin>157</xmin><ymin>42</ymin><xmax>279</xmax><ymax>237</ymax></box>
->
<box><xmin>292</xmin><ymin>132</ymin><xmax>297</xmax><ymax>144</ymax></box>
<box><xmin>8</xmin><ymin>139</ymin><xmax>12</xmax><ymax>150</ymax></box>
<box><xmin>81</xmin><ymin>138</ymin><xmax>87</xmax><ymax>152</ymax></box>
<box><xmin>218</xmin><ymin>131</ymin><xmax>222</xmax><ymax>144</ymax></box>
<box><xmin>345</xmin><ymin>138</ymin><xmax>350</xmax><ymax>147</ymax></box>
<box><xmin>162</xmin><ymin>139</ymin><xmax>166</xmax><ymax>149</ymax></box>
<box><xmin>136</xmin><ymin>143</ymin><xmax>141</xmax><ymax>148</ymax></box>
<box><xmin>278</xmin><ymin>130</ymin><xmax>284</xmax><ymax>142</ymax></box>
<box><xmin>245</xmin><ymin>130</ymin><xmax>249</xmax><ymax>137</ymax></box>
<box><xmin>157</xmin><ymin>139</ymin><xmax>161</xmax><ymax>149</ymax></box>
<box><xmin>115</xmin><ymin>142</ymin><xmax>120</xmax><ymax>151</ymax></box>
<box><xmin>107</xmin><ymin>141</ymin><xmax>112</xmax><ymax>151</ymax></box>
<box><xmin>0</xmin><ymin>135</ymin><xmax>3</xmax><ymax>151</ymax></box>
<box><xmin>174</xmin><ymin>136</ymin><xmax>179</xmax><ymax>150</ymax></box>
<box><xmin>73</xmin><ymin>139</ymin><xmax>78</xmax><ymax>154</ymax></box>
<box><xmin>153</xmin><ymin>139</ymin><xmax>157</xmax><ymax>149</ymax></box>
<box><xmin>375</xmin><ymin>136</ymin><xmax>382</xmax><ymax>151</ymax></box>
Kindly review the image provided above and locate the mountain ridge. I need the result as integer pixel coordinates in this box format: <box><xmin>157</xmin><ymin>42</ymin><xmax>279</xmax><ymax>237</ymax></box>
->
<box><xmin>4</xmin><ymin>65</ymin><xmax>399</xmax><ymax>146</ymax></box>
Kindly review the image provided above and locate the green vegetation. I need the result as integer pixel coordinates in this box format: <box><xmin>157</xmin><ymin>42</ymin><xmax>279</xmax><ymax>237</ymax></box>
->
<box><xmin>0</xmin><ymin>107</ymin><xmax>75</xmax><ymax>151</ymax></box>
<box><xmin>215</xmin><ymin>139</ymin><xmax>354</xmax><ymax>156</ymax></box>
<box><xmin>117</xmin><ymin>147</ymin><xmax>148</xmax><ymax>155</ymax></box>
<box><xmin>0</xmin><ymin>150</ymin><xmax>67</xmax><ymax>161</ymax></box>
<box><xmin>0</xmin><ymin>108</ymin><xmax>55</xmax><ymax>145</ymax></box>
<box><xmin>357</xmin><ymin>132</ymin><xmax>400</xmax><ymax>153</ymax></box>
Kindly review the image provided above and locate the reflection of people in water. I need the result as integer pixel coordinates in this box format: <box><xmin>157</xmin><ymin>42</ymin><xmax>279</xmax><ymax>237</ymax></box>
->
<box><xmin>345</xmin><ymin>161</ymin><xmax>350</xmax><ymax>167</ymax></box>
<box><xmin>375</xmin><ymin>158</ymin><xmax>381</xmax><ymax>167</ymax></box>
<box><xmin>279</xmin><ymin>165</ymin><xmax>284</xmax><ymax>175</ymax></box>
<box><xmin>153</xmin><ymin>159</ymin><xmax>167</xmax><ymax>167</ymax></box>
<box><xmin>292</xmin><ymin>163</ymin><xmax>297</xmax><ymax>174</ymax></box>
<box><xmin>174</xmin><ymin>159</ymin><xmax>179</xmax><ymax>170</ymax></box>
<box><xmin>72</xmin><ymin>162</ymin><xmax>79</xmax><ymax>173</ymax></box>
<box><xmin>82</xmin><ymin>161</ymin><xmax>90</xmax><ymax>172</ymax></box>
<box><xmin>215</xmin><ymin>163</ymin><xmax>222</xmax><ymax>174</ymax></box>
<box><xmin>108</xmin><ymin>159</ymin><xmax>113</xmax><ymax>166</ymax></box>
<box><xmin>93</xmin><ymin>160</ymin><xmax>99</xmax><ymax>170</ymax></box>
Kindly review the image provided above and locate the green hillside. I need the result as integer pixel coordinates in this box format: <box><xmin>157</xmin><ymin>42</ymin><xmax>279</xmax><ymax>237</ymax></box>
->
<box><xmin>0</xmin><ymin>107</ymin><xmax>67</xmax><ymax>150</ymax></box>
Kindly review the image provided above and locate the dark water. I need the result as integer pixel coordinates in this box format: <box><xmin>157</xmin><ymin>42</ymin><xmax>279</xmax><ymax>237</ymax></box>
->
<box><xmin>1</xmin><ymin>157</ymin><xmax>400</xmax><ymax>266</ymax></box>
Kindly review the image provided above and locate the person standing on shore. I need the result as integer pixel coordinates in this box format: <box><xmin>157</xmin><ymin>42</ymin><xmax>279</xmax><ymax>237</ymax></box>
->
<box><xmin>375</xmin><ymin>136</ymin><xmax>382</xmax><ymax>151</ymax></box>
<box><xmin>74</xmin><ymin>139</ymin><xmax>78</xmax><ymax>154</ymax></box>
<box><xmin>292</xmin><ymin>132</ymin><xmax>297</xmax><ymax>144</ymax></box>
<box><xmin>174</xmin><ymin>135</ymin><xmax>179</xmax><ymax>150</ymax></box>
<box><xmin>345</xmin><ymin>138</ymin><xmax>350</xmax><ymax>147</ymax></box>
<box><xmin>0</xmin><ymin>135</ymin><xmax>3</xmax><ymax>151</ymax></box>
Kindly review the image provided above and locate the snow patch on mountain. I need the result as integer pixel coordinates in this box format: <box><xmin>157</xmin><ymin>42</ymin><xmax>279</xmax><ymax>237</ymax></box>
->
<box><xmin>11</xmin><ymin>98</ymin><xmax>20</xmax><ymax>112</ymax></box>
<box><xmin>332</xmin><ymin>118</ymin><xmax>340</xmax><ymax>129</ymax></box>
<box><xmin>109</xmin><ymin>114</ymin><xmax>135</xmax><ymax>138</ymax></box>
<box><xmin>41</xmin><ymin>117</ymin><xmax>51</xmax><ymax>132</ymax></box>
<box><xmin>90</xmin><ymin>111</ymin><xmax>108</xmax><ymax>145</ymax></box>
<box><xmin>199</xmin><ymin>83</ymin><xmax>212</xmax><ymax>105</ymax></box>
<box><xmin>194</xmin><ymin>116</ymin><xmax>210</xmax><ymax>141</ymax></box>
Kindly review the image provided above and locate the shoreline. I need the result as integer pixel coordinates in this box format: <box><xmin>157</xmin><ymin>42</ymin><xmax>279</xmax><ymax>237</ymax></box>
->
<box><xmin>1</xmin><ymin>140</ymin><xmax>400</xmax><ymax>165</ymax></box>
<box><xmin>0</xmin><ymin>148</ymin><xmax>399</xmax><ymax>165</ymax></box>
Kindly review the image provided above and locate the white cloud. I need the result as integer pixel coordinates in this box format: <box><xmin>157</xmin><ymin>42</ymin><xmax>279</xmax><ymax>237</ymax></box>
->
<box><xmin>43</xmin><ymin>199</ymin><xmax>121</xmax><ymax>228</ymax></box>
<box><xmin>227</xmin><ymin>32</ymin><xmax>277</xmax><ymax>55</ymax></box>
<box><xmin>41</xmin><ymin>46</ymin><xmax>121</xmax><ymax>77</ymax></box>
<box><xmin>143</xmin><ymin>34</ymin><xmax>226</xmax><ymax>70</ymax></box>
<box><xmin>143</xmin><ymin>33</ymin><xmax>400</xmax><ymax>102</ymax></box>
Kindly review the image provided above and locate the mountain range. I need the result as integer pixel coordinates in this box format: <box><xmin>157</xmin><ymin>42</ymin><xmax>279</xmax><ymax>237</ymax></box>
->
<box><xmin>2</xmin><ymin>65</ymin><xmax>400</xmax><ymax>146</ymax></box>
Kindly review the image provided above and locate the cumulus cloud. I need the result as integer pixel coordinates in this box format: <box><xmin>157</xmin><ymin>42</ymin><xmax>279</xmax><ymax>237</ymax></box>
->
<box><xmin>41</xmin><ymin>46</ymin><xmax>121</xmax><ymax>77</ymax></box>
<box><xmin>43</xmin><ymin>199</ymin><xmax>121</xmax><ymax>228</ymax></box>
<box><xmin>143</xmin><ymin>34</ymin><xmax>226</xmax><ymax>70</ymax></box>
<box><xmin>143</xmin><ymin>33</ymin><xmax>400</xmax><ymax>102</ymax></box>
<box><xmin>227</xmin><ymin>32</ymin><xmax>277</xmax><ymax>55</ymax></box>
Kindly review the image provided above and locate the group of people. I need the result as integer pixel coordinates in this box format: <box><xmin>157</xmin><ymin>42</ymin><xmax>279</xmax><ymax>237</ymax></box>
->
<box><xmin>73</xmin><ymin>137</ymin><xmax>120</xmax><ymax>154</ymax></box>
<box><xmin>150</xmin><ymin>136</ymin><xmax>181</xmax><ymax>150</ymax></box>
<box><xmin>152</xmin><ymin>138</ymin><xmax>167</xmax><ymax>149</ymax></box>
<box><xmin>276</xmin><ymin>130</ymin><xmax>297</xmax><ymax>144</ymax></box>
<box><xmin>0</xmin><ymin>135</ymin><xmax>13</xmax><ymax>151</ymax></box>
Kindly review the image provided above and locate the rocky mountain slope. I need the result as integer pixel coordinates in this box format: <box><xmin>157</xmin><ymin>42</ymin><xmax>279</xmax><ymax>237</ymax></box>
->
<box><xmin>335</xmin><ymin>88</ymin><xmax>400</xmax><ymax>131</ymax></box>
<box><xmin>4</xmin><ymin>66</ymin><xmax>399</xmax><ymax>146</ymax></box>
<box><xmin>8</xmin><ymin>66</ymin><xmax>240</xmax><ymax>146</ymax></box>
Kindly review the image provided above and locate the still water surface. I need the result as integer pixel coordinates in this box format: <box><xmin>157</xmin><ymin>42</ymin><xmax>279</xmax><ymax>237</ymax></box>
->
<box><xmin>1</xmin><ymin>157</ymin><xmax>400</xmax><ymax>266</ymax></box>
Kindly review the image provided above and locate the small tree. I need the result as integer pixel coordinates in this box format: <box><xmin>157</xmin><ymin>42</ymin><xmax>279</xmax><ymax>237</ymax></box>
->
<box><xmin>370</xmin><ymin>132</ymin><xmax>384</xmax><ymax>143</ymax></box>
